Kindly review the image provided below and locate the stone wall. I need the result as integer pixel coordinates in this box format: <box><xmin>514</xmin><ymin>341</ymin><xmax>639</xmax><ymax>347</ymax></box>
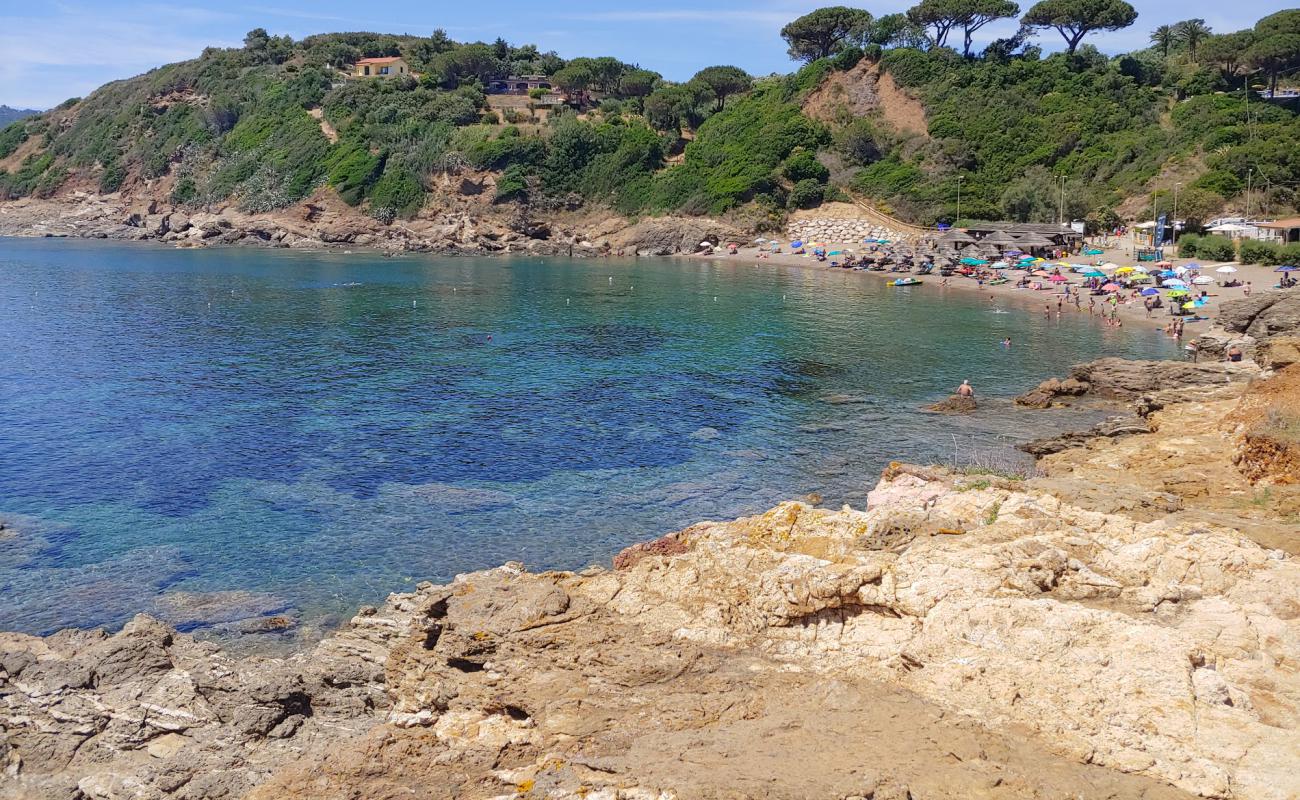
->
<box><xmin>786</xmin><ymin>216</ymin><xmax>912</xmax><ymax>244</ymax></box>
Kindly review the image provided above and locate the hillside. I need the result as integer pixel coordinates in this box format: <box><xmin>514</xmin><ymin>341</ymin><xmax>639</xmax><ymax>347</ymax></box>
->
<box><xmin>0</xmin><ymin>9</ymin><xmax>1298</xmax><ymax>236</ymax></box>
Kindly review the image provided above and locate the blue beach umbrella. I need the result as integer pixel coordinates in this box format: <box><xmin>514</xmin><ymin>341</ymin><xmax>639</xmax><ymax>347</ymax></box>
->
<box><xmin>1140</xmin><ymin>288</ymin><xmax>1159</xmax><ymax>296</ymax></box>
<box><xmin>1276</xmin><ymin>265</ymin><xmax>1299</xmax><ymax>272</ymax></box>
<box><xmin>791</xmin><ymin>240</ymin><xmax>804</xmax><ymax>248</ymax></box>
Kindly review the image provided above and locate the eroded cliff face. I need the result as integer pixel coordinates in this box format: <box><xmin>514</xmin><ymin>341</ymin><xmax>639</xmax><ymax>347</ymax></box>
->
<box><xmin>4</xmin><ymin>371</ymin><xmax>1299</xmax><ymax>800</ymax></box>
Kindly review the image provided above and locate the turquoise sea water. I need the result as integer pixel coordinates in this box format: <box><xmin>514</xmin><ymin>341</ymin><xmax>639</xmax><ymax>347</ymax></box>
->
<box><xmin>0</xmin><ymin>239</ymin><xmax>1181</xmax><ymax>636</ymax></box>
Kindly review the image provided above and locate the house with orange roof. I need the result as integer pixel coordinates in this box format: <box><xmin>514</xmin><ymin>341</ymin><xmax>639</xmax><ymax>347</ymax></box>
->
<box><xmin>353</xmin><ymin>57</ymin><xmax>412</xmax><ymax>78</ymax></box>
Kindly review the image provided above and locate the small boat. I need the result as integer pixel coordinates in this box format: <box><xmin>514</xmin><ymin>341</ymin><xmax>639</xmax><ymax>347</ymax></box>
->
<box><xmin>890</xmin><ymin>278</ymin><xmax>924</xmax><ymax>287</ymax></box>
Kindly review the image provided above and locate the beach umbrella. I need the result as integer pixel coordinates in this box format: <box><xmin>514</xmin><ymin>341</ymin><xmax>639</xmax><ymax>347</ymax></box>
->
<box><xmin>1215</xmin><ymin>265</ymin><xmax>1238</xmax><ymax>273</ymax></box>
<box><xmin>1141</xmin><ymin>288</ymin><xmax>1159</xmax><ymax>296</ymax></box>
<box><xmin>1049</xmin><ymin>274</ymin><xmax>1068</xmax><ymax>282</ymax></box>
<box><xmin>1276</xmin><ymin>265</ymin><xmax>1299</xmax><ymax>272</ymax></box>
<box><xmin>1167</xmin><ymin>289</ymin><xmax>1191</xmax><ymax>297</ymax></box>
<box><xmin>1032</xmin><ymin>269</ymin><xmax>1051</xmax><ymax>277</ymax></box>
<box><xmin>1155</xmin><ymin>260</ymin><xmax>1173</xmax><ymax>267</ymax></box>
<box><xmin>1081</xmin><ymin>269</ymin><xmax>1107</xmax><ymax>278</ymax></box>
<box><xmin>753</xmin><ymin>237</ymin><xmax>767</xmax><ymax>244</ymax></box>
<box><xmin>1100</xmin><ymin>262</ymin><xmax>1120</xmax><ymax>271</ymax></box>
<box><xmin>1184</xmin><ymin>262</ymin><xmax>1201</xmax><ymax>269</ymax></box>
<box><xmin>1192</xmin><ymin>276</ymin><xmax>1214</xmax><ymax>285</ymax></box>
<box><xmin>939</xmin><ymin>229</ymin><xmax>976</xmax><ymax>244</ymax></box>
<box><xmin>1114</xmin><ymin>266</ymin><xmax>1136</xmax><ymax>275</ymax></box>
<box><xmin>1163</xmin><ymin>278</ymin><xmax>1188</xmax><ymax>288</ymax></box>
<box><xmin>1158</xmin><ymin>269</ymin><xmax>1178</xmax><ymax>278</ymax></box>
<box><xmin>1101</xmin><ymin>283</ymin><xmax>1121</xmax><ymax>292</ymax></box>
<box><xmin>1084</xmin><ymin>248</ymin><xmax>1104</xmax><ymax>256</ymax></box>
<box><xmin>791</xmin><ymin>240</ymin><xmax>804</xmax><ymax>248</ymax></box>
<box><xmin>1173</xmin><ymin>265</ymin><xmax>1189</xmax><ymax>274</ymax></box>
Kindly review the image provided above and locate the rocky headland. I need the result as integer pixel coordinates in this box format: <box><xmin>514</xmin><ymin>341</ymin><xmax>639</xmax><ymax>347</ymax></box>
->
<box><xmin>4</xmin><ymin>330</ymin><xmax>1300</xmax><ymax>799</ymax></box>
<box><xmin>0</xmin><ymin>193</ymin><xmax>743</xmax><ymax>259</ymax></box>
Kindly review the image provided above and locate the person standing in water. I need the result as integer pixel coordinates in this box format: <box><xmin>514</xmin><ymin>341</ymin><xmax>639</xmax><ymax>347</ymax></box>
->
<box><xmin>957</xmin><ymin>380</ymin><xmax>975</xmax><ymax>397</ymax></box>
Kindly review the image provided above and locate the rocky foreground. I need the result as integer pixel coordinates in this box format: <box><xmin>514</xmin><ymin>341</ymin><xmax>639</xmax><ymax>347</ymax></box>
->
<box><xmin>4</xmin><ymin>358</ymin><xmax>1300</xmax><ymax>800</ymax></box>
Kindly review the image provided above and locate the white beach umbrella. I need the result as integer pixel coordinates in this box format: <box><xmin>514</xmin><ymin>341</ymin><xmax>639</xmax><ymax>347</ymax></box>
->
<box><xmin>1215</xmin><ymin>265</ymin><xmax>1238</xmax><ymax>273</ymax></box>
<box><xmin>1192</xmin><ymin>276</ymin><xmax>1214</xmax><ymax>285</ymax></box>
<box><xmin>1099</xmin><ymin>262</ymin><xmax>1119</xmax><ymax>271</ymax></box>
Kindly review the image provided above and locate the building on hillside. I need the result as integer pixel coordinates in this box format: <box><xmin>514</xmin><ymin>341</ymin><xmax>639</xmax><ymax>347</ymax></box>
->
<box><xmin>354</xmin><ymin>57</ymin><xmax>412</xmax><ymax>78</ymax></box>
<box><xmin>487</xmin><ymin>75</ymin><xmax>553</xmax><ymax>95</ymax></box>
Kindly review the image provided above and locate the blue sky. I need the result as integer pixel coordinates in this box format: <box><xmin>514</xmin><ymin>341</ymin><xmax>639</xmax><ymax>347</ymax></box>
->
<box><xmin>0</xmin><ymin>1</ymin><xmax>1284</xmax><ymax>109</ymax></box>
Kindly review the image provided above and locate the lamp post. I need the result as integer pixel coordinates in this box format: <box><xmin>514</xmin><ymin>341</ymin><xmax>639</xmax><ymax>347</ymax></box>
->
<box><xmin>1246</xmin><ymin>168</ymin><xmax>1253</xmax><ymax>222</ymax></box>
<box><xmin>955</xmin><ymin>175</ymin><xmax>963</xmax><ymax>228</ymax></box>
<box><xmin>1172</xmin><ymin>182</ymin><xmax>1180</xmax><ymax>245</ymax></box>
<box><xmin>1055</xmin><ymin>175</ymin><xmax>1066</xmax><ymax>225</ymax></box>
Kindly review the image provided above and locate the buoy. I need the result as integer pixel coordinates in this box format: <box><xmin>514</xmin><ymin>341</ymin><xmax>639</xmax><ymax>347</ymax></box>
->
<box><xmin>566</xmin><ymin>298</ymin><xmax>571</xmax><ymax>305</ymax></box>
<box><xmin>413</xmin><ymin>300</ymin><xmax>417</xmax><ymax>308</ymax></box>
<box><xmin>713</xmin><ymin>296</ymin><xmax>718</xmax><ymax>302</ymax></box>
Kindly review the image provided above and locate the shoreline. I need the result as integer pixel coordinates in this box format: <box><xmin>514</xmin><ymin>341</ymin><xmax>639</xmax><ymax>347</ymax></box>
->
<box><xmin>697</xmin><ymin>244</ymin><xmax>1286</xmax><ymax>339</ymax></box>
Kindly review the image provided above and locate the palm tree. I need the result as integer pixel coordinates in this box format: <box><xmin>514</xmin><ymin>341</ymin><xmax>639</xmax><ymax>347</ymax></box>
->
<box><xmin>1176</xmin><ymin>19</ymin><xmax>1212</xmax><ymax>61</ymax></box>
<box><xmin>1150</xmin><ymin>24</ymin><xmax>1176</xmax><ymax>59</ymax></box>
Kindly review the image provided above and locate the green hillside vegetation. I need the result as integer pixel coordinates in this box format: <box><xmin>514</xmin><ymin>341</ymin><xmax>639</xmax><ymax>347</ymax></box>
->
<box><xmin>0</xmin><ymin>7</ymin><xmax>1297</xmax><ymax>236</ymax></box>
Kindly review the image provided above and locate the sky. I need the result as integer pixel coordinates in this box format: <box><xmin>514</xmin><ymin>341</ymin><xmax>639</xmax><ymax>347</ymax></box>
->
<box><xmin>0</xmin><ymin>0</ymin><xmax>1286</xmax><ymax>109</ymax></box>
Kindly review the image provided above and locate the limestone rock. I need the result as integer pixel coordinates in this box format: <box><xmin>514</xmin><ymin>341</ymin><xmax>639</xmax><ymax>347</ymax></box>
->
<box><xmin>926</xmin><ymin>394</ymin><xmax>976</xmax><ymax>413</ymax></box>
<box><xmin>1256</xmin><ymin>335</ymin><xmax>1300</xmax><ymax>371</ymax></box>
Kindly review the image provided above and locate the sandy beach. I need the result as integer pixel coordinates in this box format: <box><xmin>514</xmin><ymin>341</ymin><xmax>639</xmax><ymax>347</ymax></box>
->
<box><xmin>704</xmin><ymin>237</ymin><xmax>1285</xmax><ymax>341</ymax></box>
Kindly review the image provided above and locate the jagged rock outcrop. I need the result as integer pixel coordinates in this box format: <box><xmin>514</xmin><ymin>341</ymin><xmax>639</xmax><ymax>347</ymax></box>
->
<box><xmin>1195</xmin><ymin>291</ymin><xmax>1300</xmax><ymax>360</ymax></box>
<box><xmin>1017</xmin><ymin>414</ymin><xmax>1153</xmax><ymax>455</ymax></box>
<box><xmin>608</xmin><ymin>217</ymin><xmax>744</xmax><ymax>257</ymax></box>
<box><xmin>1016</xmin><ymin>357</ymin><xmax>1256</xmax><ymax>407</ymax></box>
<box><xmin>5</xmin><ymin>463</ymin><xmax>1298</xmax><ymax>799</ymax></box>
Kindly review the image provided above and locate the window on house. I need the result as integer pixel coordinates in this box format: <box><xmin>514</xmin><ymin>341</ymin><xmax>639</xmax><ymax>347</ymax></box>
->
<box><xmin>380</xmin><ymin>66</ymin><xmax>390</xmax><ymax>75</ymax></box>
<box><xmin>364</xmin><ymin>66</ymin><xmax>371</xmax><ymax>75</ymax></box>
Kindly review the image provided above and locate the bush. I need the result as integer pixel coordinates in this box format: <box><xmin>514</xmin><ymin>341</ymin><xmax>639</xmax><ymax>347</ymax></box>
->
<box><xmin>1177</xmin><ymin>234</ymin><xmax>1200</xmax><ymax>257</ymax></box>
<box><xmin>782</xmin><ymin>149</ymin><xmax>829</xmax><ymax>183</ymax></box>
<box><xmin>788</xmin><ymin>178</ymin><xmax>825</xmax><ymax>209</ymax></box>
<box><xmin>368</xmin><ymin>164</ymin><xmax>424</xmax><ymax>220</ymax></box>
<box><xmin>494</xmin><ymin>163</ymin><xmax>529</xmax><ymax>202</ymax></box>
<box><xmin>528</xmin><ymin>87</ymin><xmax>547</xmax><ymax>100</ymax></box>
<box><xmin>98</xmin><ymin>160</ymin><xmax>126</xmax><ymax>193</ymax></box>
<box><xmin>830</xmin><ymin>46</ymin><xmax>864</xmax><ymax>72</ymax></box>
<box><xmin>1239</xmin><ymin>239</ymin><xmax>1276</xmax><ymax>265</ymax></box>
<box><xmin>1194</xmin><ymin>235</ymin><xmax>1236</xmax><ymax>262</ymax></box>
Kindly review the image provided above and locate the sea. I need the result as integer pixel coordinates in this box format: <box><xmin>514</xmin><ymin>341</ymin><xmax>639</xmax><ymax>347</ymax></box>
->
<box><xmin>0</xmin><ymin>238</ymin><xmax>1182</xmax><ymax>637</ymax></box>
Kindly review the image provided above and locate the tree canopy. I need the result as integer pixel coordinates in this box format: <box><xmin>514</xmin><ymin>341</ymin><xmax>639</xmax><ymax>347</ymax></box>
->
<box><xmin>1021</xmin><ymin>0</ymin><xmax>1138</xmax><ymax>54</ymax></box>
<box><xmin>781</xmin><ymin>6</ymin><xmax>875</xmax><ymax>62</ymax></box>
<box><xmin>690</xmin><ymin>66</ymin><xmax>753</xmax><ymax>109</ymax></box>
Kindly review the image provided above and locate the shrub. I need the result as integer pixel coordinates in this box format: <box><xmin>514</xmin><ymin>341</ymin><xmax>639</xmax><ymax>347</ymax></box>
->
<box><xmin>494</xmin><ymin>163</ymin><xmax>529</xmax><ymax>202</ymax></box>
<box><xmin>1239</xmin><ymin>239</ymin><xmax>1277</xmax><ymax>265</ymax></box>
<box><xmin>98</xmin><ymin>160</ymin><xmax>126</xmax><ymax>193</ymax></box>
<box><xmin>368</xmin><ymin>164</ymin><xmax>424</xmax><ymax>220</ymax></box>
<box><xmin>0</xmin><ymin>122</ymin><xmax>28</xmax><ymax>160</ymax></box>
<box><xmin>782</xmin><ymin>149</ymin><xmax>829</xmax><ymax>183</ymax></box>
<box><xmin>830</xmin><ymin>46</ymin><xmax>864</xmax><ymax>72</ymax></box>
<box><xmin>1195</xmin><ymin>235</ymin><xmax>1236</xmax><ymax>261</ymax></box>
<box><xmin>528</xmin><ymin>87</ymin><xmax>547</xmax><ymax>100</ymax></box>
<box><xmin>788</xmin><ymin>178</ymin><xmax>825</xmax><ymax>208</ymax></box>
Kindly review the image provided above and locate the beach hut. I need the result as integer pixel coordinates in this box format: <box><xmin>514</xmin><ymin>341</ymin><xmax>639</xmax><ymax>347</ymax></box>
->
<box><xmin>1015</xmin><ymin>233</ymin><xmax>1055</xmax><ymax>250</ymax></box>
<box><xmin>980</xmin><ymin>230</ymin><xmax>1019</xmax><ymax>249</ymax></box>
<box><xmin>938</xmin><ymin>229</ymin><xmax>976</xmax><ymax>247</ymax></box>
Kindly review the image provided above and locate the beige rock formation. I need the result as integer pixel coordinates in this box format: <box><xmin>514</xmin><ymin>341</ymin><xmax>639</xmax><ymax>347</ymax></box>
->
<box><xmin>4</xmin><ymin>370</ymin><xmax>1300</xmax><ymax>800</ymax></box>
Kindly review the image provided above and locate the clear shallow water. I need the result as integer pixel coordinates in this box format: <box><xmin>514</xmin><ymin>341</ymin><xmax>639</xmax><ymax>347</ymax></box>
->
<box><xmin>0</xmin><ymin>238</ymin><xmax>1181</xmax><ymax>635</ymax></box>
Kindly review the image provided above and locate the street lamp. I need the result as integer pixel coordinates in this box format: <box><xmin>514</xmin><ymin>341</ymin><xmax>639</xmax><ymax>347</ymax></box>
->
<box><xmin>1172</xmin><ymin>182</ymin><xmax>1180</xmax><ymax>244</ymax></box>
<box><xmin>1246</xmin><ymin>168</ymin><xmax>1253</xmax><ymax>222</ymax></box>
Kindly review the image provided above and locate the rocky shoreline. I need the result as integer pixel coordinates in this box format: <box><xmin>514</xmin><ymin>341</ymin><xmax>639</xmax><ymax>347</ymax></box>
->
<box><xmin>4</xmin><ymin>345</ymin><xmax>1300</xmax><ymax>799</ymax></box>
<box><xmin>0</xmin><ymin>195</ymin><xmax>745</xmax><ymax>259</ymax></box>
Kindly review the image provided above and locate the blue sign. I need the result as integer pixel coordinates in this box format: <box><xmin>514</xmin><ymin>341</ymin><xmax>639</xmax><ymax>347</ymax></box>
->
<box><xmin>1155</xmin><ymin>213</ymin><xmax>1168</xmax><ymax>246</ymax></box>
